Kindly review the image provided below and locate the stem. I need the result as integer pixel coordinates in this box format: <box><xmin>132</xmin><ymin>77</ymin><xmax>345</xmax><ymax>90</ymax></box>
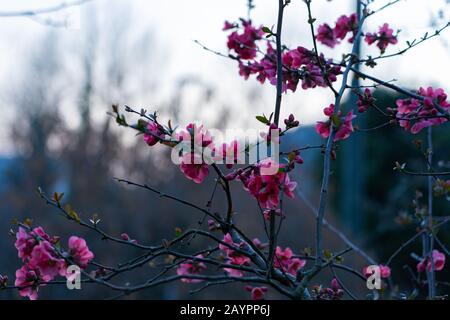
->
<box><xmin>424</xmin><ymin>127</ymin><xmax>435</xmax><ymax>299</ymax></box>
<box><xmin>273</xmin><ymin>0</ymin><xmax>285</xmax><ymax>127</ymax></box>
<box><xmin>315</xmin><ymin>2</ymin><xmax>366</xmax><ymax>266</ymax></box>
<box><xmin>266</xmin><ymin>0</ymin><xmax>285</xmax><ymax>279</ymax></box>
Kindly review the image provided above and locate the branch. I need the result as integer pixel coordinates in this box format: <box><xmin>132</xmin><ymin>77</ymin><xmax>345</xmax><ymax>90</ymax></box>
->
<box><xmin>0</xmin><ymin>0</ymin><xmax>92</xmax><ymax>17</ymax></box>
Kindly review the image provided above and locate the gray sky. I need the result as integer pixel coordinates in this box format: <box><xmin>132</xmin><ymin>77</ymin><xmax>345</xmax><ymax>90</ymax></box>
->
<box><xmin>0</xmin><ymin>0</ymin><xmax>449</xmax><ymax>154</ymax></box>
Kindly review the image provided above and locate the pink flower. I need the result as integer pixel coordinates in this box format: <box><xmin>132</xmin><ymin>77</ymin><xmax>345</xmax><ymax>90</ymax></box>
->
<box><xmin>417</xmin><ymin>250</ymin><xmax>446</xmax><ymax>272</ymax></box>
<box><xmin>15</xmin><ymin>265</ymin><xmax>51</xmax><ymax>300</ymax></box>
<box><xmin>300</xmin><ymin>64</ymin><xmax>326</xmax><ymax>90</ymax></box>
<box><xmin>15</xmin><ymin>227</ymin><xmax>55</xmax><ymax>262</ymax></box>
<box><xmin>396</xmin><ymin>87</ymin><xmax>449</xmax><ymax>133</ymax></box>
<box><xmin>179</xmin><ymin>152</ymin><xmax>210</xmax><ymax>184</ymax></box>
<box><xmin>357</xmin><ymin>88</ymin><xmax>374</xmax><ymax>113</ymax></box>
<box><xmin>274</xmin><ymin>246</ymin><xmax>306</xmax><ymax>275</ymax></box>
<box><xmin>364</xmin><ymin>23</ymin><xmax>398</xmax><ymax>53</ymax></box>
<box><xmin>120</xmin><ymin>233</ymin><xmax>130</xmax><ymax>241</ymax></box>
<box><xmin>29</xmin><ymin>241</ymin><xmax>65</xmax><ymax>279</ymax></box>
<box><xmin>362</xmin><ymin>264</ymin><xmax>391</xmax><ymax>278</ymax></box>
<box><xmin>175</xmin><ymin>123</ymin><xmax>214</xmax><ymax>183</ymax></box>
<box><xmin>317</xmin><ymin>23</ymin><xmax>339</xmax><ymax>48</ymax></box>
<box><xmin>67</xmin><ymin>236</ymin><xmax>94</xmax><ymax>269</ymax></box>
<box><xmin>15</xmin><ymin>227</ymin><xmax>37</xmax><ymax>261</ymax></box>
<box><xmin>316</xmin><ymin>121</ymin><xmax>331</xmax><ymax>139</ymax></box>
<box><xmin>226</xmin><ymin>20</ymin><xmax>263</xmax><ymax>60</ymax></box>
<box><xmin>234</xmin><ymin>41</ymin><xmax>340</xmax><ymax>93</ymax></box>
<box><xmin>380</xmin><ymin>265</ymin><xmax>391</xmax><ymax>278</ymax></box>
<box><xmin>334</xmin><ymin>110</ymin><xmax>356</xmax><ymax>141</ymax></box>
<box><xmin>331</xmin><ymin>278</ymin><xmax>341</xmax><ymax>291</ymax></box>
<box><xmin>223</xmin><ymin>21</ymin><xmax>236</xmax><ymax>31</ymax></box>
<box><xmin>432</xmin><ymin>250</ymin><xmax>446</xmax><ymax>271</ymax></box>
<box><xmin>315</xmin><ymin>278</ymin><xmax>344</xmax><ymax>300</ymax></box>
<box><xmin>143</xmin><ymin>121</ymin><xmax>165</xmax><ymax>146</ymax></box>
<box><xmin>240</xmin><ymin>159</ymin><xmax>297</xmax><ymax>209</ymax></box>
<box><xmin>219</xmin><ymin>234</ymin><xmax>251</xmax><ymax>277</ymax></box>
<box><xmin>219</xmin><ymin>233</ymin><xmax>235</xmax><ymax>252</ymax></box>
<box><xmin>333</xmin><ymin>13</ymin><xmax>358</xmax><ymax>42</ymax></box>
<box><xmin>416</xmin><ymin>259</ymin><xmax>427</xmax><ymax>273</ymax></box>
<box><xmin>245</xmin><ymin>285</ymin><xmax>268</xmax><ymax>300</ymax></box>
<box><xmin>176</xmin><ymin>255</ymin><xmax>207</xmax><ymax>283</ymax></box>
<box><xmin>315</xmin><ymin>104</ymin><xmax>356</xmax><ymax>141</ymax></box>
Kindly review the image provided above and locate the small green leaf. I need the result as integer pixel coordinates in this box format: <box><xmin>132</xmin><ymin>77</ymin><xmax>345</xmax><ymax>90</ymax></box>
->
<box><xmin>262</xmin><ymin>26</ymin><xmax>271</xmax><ymax>34</ymax></box>
<box><xmin>323</xmin><ymin>249</ymin><xmax>333</xmax><ymax>260</ymax></box>
<box><xmin>65</xmin><ymin>204</ymin><xmax>81</xmax><ymax>223</ymax></box>
<box><xmin>256</xmin><ymin>115</ymin><xmax>270</xmax><ymax>125</ymax></box>
<box><xmin>334</xmin><ymin>255</ymin><xmax>344</xmax><ymax>264</ymax></box>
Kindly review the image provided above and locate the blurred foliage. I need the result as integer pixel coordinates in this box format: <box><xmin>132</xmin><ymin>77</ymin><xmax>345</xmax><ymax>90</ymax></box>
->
<box><xmin>333</xmin><ymin>89</ymin><xmax>450</xmax><ymax>298</ymax></box>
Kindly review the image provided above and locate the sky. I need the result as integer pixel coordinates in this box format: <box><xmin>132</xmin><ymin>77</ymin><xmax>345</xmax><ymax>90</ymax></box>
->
<box><xmin>0</xmin><ymin>0</ymin><xmax>449</xmax><ymax>154</ymax></box>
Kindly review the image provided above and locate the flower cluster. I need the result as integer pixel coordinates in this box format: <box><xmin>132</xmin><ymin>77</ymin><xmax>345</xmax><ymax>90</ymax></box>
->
<box><xmin>365</xmin><ymin>23</ymin><xmax>398</xmax><ymax>54</ymax></box>
<box><xmin>395</xmin><ymin>87</ymin><xmax>450</xmax><ymax>134</ymax></box>
<box><xmin>224</xmin><ymin>20</ymin><xmax>342</xmax><ymax>93</ymax></box>
<box><xmin>224</xmin><ymin>19</ymin><xmax>263</xmax><ymax>60</ymax></box>
<box><xmin>356</xmin><ymin>88</ymin><xmax>374</xmax><ymax>113</ymax></box>
<box><xmin>316</xmin><ymin>104</ymin><xmax>356</xmax><ymax>141</ymax></box>
<box><xmin>317</xmin><ymin>13</ymin><xmax>359</xmax><ymax>48</ymax></box>
<box><xmin>176</xmin><ymin>255</ymin><xmax>207</xmax><ymax>283</ymax></box>
<box><xmin>234</xmin><ymin>158</ymin><xmax>297</xmax><ymax>209</ymax></box>
<box><xmin>274</xmin><ymin>246</ymin><xmax>306</xmax><ymax>276</ymax></box>
<box><xmin>417</xmin><ymin>250</ymin><xmax>445</xmax><ymax>273</ymax></box>
<box><xmin>14</xmin><ymin>226</ymin><xmax>93</xmax><ymax>300</ymax></box>
<box><xmin>143</xmin><ymin>121</ymin><xmax>166</xmax><ymax>146</ymax></box>
<box><xmin>219</xmin><ymin>234</ymin><xmax>252</xmax><ymax>277</ymax></box>
<box><xmin>176</xmin><ymin>123</ymin><xmax>214</xmax><ymax>184</ymax></box>
<box><xmin>316</xmin><ymin>14</ymin><xmax>398</xmax><ymax>54</ymax></box>
<box><xmin>312</xmin><ymin>278</ymin><xmax>344</xmax><ymax>300</ymax></box>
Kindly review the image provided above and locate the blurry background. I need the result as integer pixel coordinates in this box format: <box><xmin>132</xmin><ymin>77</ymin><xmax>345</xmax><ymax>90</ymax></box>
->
<box><xmin>0</xmin><ymin>0</ymin><xmax>449</xmax><ymax>299</ymax></box>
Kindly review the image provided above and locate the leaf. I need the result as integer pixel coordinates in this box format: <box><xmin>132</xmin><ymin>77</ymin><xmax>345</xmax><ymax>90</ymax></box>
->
<box><xmin>24</xmin><ymin>218</ymin><xmax>33</xmax><ymax>227</ymax></box>
<box><xmin>65</xmin><ymin>204</ymin><xmax>81</xmax><ymax>223</ymax></box>
<box><xmin>334</xmin><ymin>255</ymin><xmax>344</xmax><ymax>264</ymax></box>
<box><xmin>287</xmin><ymin>152</ymin><xmax>296</xmax><ymax>162</ymax></box>
<box><xmin>323</xmin><ymin>249</ymin><xmax>333</xmax><ymax>260</ymax></box>
<box><xmin>262</xmin><ymin>26</ymin><xmax>271</xmax><ymax>34</ymax></box>
<box><xmin>256</xmin><ymin>115</ymin><xmax>270</xmax><ymax>125</ymax></box>
<box><xmin>52</xmin><ymin>192</ymin><xmax>64</xmax><ymax>204</ymax></box>
<box><xmin>137</xmin><ymin>119</ymin><xmax>148</xmax><ymax>131</ymax></box>
<box><xmin>175</xmin><ymin>227</ymin><xmax>182</xmax><ymax>237</ymax></box>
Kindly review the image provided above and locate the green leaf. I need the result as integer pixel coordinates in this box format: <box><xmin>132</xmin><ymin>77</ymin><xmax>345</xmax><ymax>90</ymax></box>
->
<box><xmin>256</xmin><ymin>115</ymin><xmax>270</xmax><ymax>125</ymax></box>
<box><xmin>262</xmin><ymin>26</ymin><xmax>271</xmax><ymax>34</ymax></box>
<box><xmin>323</xmin><ymin>249</ymin><xmax>333</xmax><ymax>260</ymax></box>
<box><xmin>65</xmin><ymin>204</ymin><xmax>81</xmax><ymax>223</ymax></box>
<box><xmin>334</xmin><ymin>255</ymin><xmax>344</xmax><ymax>264</ymax></box>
